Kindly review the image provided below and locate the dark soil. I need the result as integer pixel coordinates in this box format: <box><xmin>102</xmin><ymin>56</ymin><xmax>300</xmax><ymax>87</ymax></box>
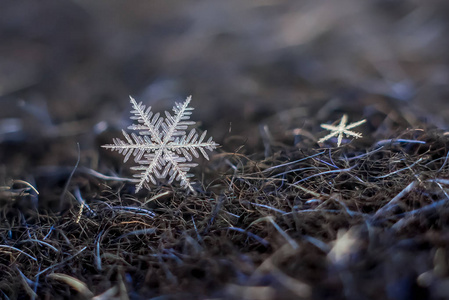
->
<box><xmin>2</xmin><ymin>1</ymin><xmax>449</xmax><ymax>299</ymax></box>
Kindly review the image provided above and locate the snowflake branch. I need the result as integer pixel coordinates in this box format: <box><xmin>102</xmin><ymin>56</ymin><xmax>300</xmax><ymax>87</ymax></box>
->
<box><xmin>129</xmin><ymin>96</ymin><xmax>163</xmax><ymax>144</ymax></box>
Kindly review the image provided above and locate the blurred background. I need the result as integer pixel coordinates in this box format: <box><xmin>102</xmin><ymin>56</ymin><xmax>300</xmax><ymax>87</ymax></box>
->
<box><xmin>1</xmin><ymin>0</ymin><xmax>449</xmax><ymax>179</ymax></box>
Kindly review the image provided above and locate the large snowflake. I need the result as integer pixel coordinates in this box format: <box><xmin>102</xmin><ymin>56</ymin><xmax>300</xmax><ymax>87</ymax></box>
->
<box><xmin>103</xmin><ymin>96</ymin><xmax>218</xmax><ymax>192</ymax></box>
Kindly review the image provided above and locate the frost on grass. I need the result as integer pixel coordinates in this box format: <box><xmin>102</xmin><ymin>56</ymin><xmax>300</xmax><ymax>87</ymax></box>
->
<box><xmin>103</xmin><ymin>96</ymin><xmax>218</xmax><ymax>192</ymax></box>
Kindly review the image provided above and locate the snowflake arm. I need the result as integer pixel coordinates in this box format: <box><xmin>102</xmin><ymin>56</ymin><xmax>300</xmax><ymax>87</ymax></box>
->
<box><xmin>103</xmin><ymin>130</ymin><xmax>159</xmax><ymax>162</ymax></box>
<box><xmin>131</xmin><ymin>151</ymin><xmax>165</xmax><ymax>191</ymax></box>
<box><xmin>163</xmin><ymin>153</ymin><xmax>198</xmax><ymax>192</ymax></box>
<box><xmin>169</xmin><ymin>129</ymin><xmax>216</xmax><ymax>160</ymax></box>
<box><xmin>161</xmin><ymin>96</ymin><xmax>195</xmax><ymax>143</ymax></box>
<box><xmin>128</xmin><ymin>96</ymin><xmax>163</xmax><ymax>143</ymax></box>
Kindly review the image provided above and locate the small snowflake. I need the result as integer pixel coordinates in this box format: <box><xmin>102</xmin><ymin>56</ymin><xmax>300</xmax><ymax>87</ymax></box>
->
<box><xmin>103</xmin><ymin>96</ymin><xmax>218</xmax><ymax>192</ymax></box>
<box><xmin>318</xmin><ymin>114</ymin><xmax>366</xmax><ymax>146</ymax></box>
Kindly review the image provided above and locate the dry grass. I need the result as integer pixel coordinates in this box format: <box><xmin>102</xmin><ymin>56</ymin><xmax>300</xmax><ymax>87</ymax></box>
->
<box><xmin>2</xmin><ymin>102</ymin><xmax>449</xmax><ymax>299</ymax></box>
<box><xmin>1</xmin><ymin>0</ymin><xmax>449</xmax><ymax>299</ymax></box>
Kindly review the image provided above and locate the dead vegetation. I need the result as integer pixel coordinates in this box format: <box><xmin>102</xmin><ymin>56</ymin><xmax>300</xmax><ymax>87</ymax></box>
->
<box><xmin>2</xmin><ymin>0</ymin><xmax>449</xmax><ymax>299</ymax></box>
<box><xmin>2</xmin><ymin>102</ymin><xmax>449</xmax><ymax>299</ymax></box>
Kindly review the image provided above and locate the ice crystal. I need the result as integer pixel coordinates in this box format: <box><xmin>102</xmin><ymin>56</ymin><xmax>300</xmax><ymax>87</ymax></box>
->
<box><xmin>318</xmin><ymin>114</ymin><xmax>366</xmax><ymax>146</ymax></box>
<box><xmin>103</xmin><ymin>96</ymin><xmax>218</xmax><ymax>192</ymax></box>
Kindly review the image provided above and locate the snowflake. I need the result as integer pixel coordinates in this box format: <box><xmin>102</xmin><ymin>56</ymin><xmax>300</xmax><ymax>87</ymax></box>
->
<box><xmin>318</xmin><ymin>114</ymin><xmax>366</xmax><ymax>147</ymax></box>
<box><xmin>103</xmin><ymin>96</ymin><xmax>218</xmax><ymax>192</ymax></box>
